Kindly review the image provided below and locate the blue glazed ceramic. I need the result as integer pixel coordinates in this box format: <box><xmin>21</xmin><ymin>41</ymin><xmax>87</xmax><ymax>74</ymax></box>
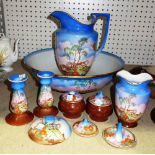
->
<box><xmin>37</xmin><ymin>71</ymin><xmax>54</xmax><ymax>85</ymax></box>
<box><xmin>8</xmin><ymin>74</ymin><xmax>28</xmax><ymax>91</ymax></box>
<box><xmin>8</xmin><ymin>74</ymin><xmax>28</xmax><ymax>114</ymax></box>
<box><xmin>115</xmin><ymin>70</ymin><xmax>153</xmax><ymax>128</ymax></box>
<box><xmin>23</xmin><ymin>48</ymin><xmax>124</xmax><ymax>93</ymax></box>
<box><xmin>50</xmin><ymin>11</ymin><xmax>110</xmax><ymax>76</ymax></box>
<box><xmin>34</xmin><ymin>71</ymin><xmax>58</xmax><ymax>117</ymax></box>
<box><xmin>6</xmin><ymin>74</ymin><xmax>34</xmax><ymax>125</ymax></box>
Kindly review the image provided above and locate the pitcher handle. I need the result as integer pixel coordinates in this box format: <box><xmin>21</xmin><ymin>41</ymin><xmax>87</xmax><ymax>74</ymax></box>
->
<box><xmin>90</xmin><ymin>13</ymin><xmax>110</xmax><ymax>53</ymax></box>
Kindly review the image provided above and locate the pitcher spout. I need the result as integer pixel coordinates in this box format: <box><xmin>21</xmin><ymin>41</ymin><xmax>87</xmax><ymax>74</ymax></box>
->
<box><xmin>50</xmin><ymin>11</ymin><xmax>93</xmax><ymax>31</ymax></box>
<box><xmin>117</xmin><ymin>70</ymin><xmax>153</xmax><ymax>85</ymax></box>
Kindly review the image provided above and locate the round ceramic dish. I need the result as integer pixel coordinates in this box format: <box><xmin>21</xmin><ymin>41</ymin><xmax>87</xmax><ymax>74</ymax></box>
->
<box><xmin>23</xmin><ymin>48</ymin><xmax>124</xmax><ymax>93</ymax></box>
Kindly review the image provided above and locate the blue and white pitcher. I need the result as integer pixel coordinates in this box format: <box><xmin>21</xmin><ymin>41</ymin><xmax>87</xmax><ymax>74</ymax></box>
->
<box><xmin>50</xmin><ymin>11</ymin><xmax>110</xmax><ymax>76</ymax></box>
<box><xmin>115</xmin><ymin>70</ymin><xmax>153</xmax><ymax>128</ymax></box>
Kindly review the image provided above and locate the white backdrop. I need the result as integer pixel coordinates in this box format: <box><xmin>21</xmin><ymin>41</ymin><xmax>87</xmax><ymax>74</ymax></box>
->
<box><xmin>2</xmin><ymin>0</ymin><xmax>155</xmax><ymax>65</ymax></box>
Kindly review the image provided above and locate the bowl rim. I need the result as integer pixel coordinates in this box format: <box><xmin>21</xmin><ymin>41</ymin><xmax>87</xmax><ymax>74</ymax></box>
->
<box><xmin>23</xmin><ymin>48</ymin><xmax>124</xmax><ymax>79</ymax></box>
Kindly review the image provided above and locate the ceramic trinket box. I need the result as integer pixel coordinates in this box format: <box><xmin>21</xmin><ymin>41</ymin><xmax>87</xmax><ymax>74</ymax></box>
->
<box><xmin>73</xmin><ymin>118</ymin><xmax>98</xmax><ymax>137</ymax></box>
<box><xmin>6</xmin><ymin>74</ymin><xmax>34</xmax><ymax>125</ymax></box>
<box><xmin>86</xmin><ymin>91</ymin><xmax>113</xmax><ymax>122</ymax></box>
<box><xmin>58</xmin><ymin>91</ymin><xmax>85</xmax><ymax>119</ymax></box>
<box><xmin>28</xmin><ymin>115</ymin><xmax>72</xmax><ymax>145</ymax></box>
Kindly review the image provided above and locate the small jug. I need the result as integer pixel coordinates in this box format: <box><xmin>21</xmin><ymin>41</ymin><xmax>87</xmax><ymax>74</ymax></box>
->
<box><xmin>50</xmin><ymin>11</ymin><xmax>110</xmax><ymax>76</ymax></box>
<box><xmin>115</xmin><ymin>70</ymin><xmax>153</xmax><ymax>128</ymax></box>
<box><xmin>0</xmin><ymin>34</ymin><xmax>20</xmax><ymax>72</ymax></box>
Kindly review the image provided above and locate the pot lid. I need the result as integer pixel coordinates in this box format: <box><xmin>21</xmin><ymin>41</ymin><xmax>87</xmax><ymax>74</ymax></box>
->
<box><xmin>28</xmin><ymin>116</ymin><xmax>72</xmax><ymax>145</ymax></box>
<box><xmin>73</xmin><ymin>118</ymin><xmax>98</xmax><ymax>137</ymax></box>
<box><xmin>88</xmin><ymin>91</ymin><xmax>111</xmax><ymax>107</ymax></box>
<box><xmin>62</xmin><ymin>91</ymin><xmax>83</xmax><ymax>102</ymax></box>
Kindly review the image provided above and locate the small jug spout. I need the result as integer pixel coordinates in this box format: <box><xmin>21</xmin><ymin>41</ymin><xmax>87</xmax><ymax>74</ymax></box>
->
<box><xmin>117</xmin><ymin>70</ymin><xmax>153</xmax><ymax>85</ymax></box>
<box><xmin>12</xmin><ymin>39</ymin><xmax>20</xmax><ymax>62</ymax></box>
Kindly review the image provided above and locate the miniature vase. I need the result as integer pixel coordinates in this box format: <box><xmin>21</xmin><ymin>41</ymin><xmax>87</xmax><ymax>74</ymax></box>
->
<box><xmin>58</xmin><ymin>91</ymin><xmax>85</xmax><ymax>119</ymax></box>
<box><xmin>33</xmin><ymin>71</ymin><xmax>58</xmax><ymax>117</ymax></box>
<box><xmin>115</xmin><ymin>70</ymin><xmax>153</xmax><ymax>128</ymax></box>
<box><xmin>5</xmin><ymin>74</ymin><xmax>34</xmax><ymax>125</ymax></box>
<box><xmin>50</xmin><ymin>11</ymin><xmax>110</xmax><ymax>76</ymax></box>
<box><xmin>86</xmin><ymin>91</ymin><xmax>113</xmax><ymax>122</ymax></box>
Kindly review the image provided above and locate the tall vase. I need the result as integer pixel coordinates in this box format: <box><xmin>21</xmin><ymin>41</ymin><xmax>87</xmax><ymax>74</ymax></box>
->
<box><xmin>5</xmin><ymin>74</ymin><xmax>34</xmax><ymax>125</ymax></box>
<box><xmin>115</xmin><ymin>70</ymin><xmax>153</xmax><ymax>128</ymax></box>
<box><xmin>33</xmin><ymin>71</ymin><xmax>58</xmax><ymax>117</ymax></box>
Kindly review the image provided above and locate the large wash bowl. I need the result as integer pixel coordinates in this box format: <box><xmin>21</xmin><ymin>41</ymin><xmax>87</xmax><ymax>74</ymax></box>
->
<box><xmin>23</xmin><ymin>48</ymin><xmax>124</xmax><ymax>93</ymax></box>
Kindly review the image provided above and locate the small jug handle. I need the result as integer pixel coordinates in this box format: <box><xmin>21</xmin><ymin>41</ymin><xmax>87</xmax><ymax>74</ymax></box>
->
<box><xmin>90</xmin><ymin>13</ymin><xmax>110</xmax><ymax>53</ymax></box>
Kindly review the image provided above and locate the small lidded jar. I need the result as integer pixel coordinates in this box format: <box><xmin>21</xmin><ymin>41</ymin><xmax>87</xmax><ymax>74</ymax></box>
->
<box><xmin>58</xmin><ymin>91</ymin><xmax>85</xmax><ymax>119</ymax></box>
<box><xmin>86</xmin><ymin>91</ymin><xmax>113</xmax><ymax>122</ymax></box>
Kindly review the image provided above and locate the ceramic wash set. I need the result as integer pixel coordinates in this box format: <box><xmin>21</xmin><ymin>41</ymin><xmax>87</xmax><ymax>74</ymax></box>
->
<box><xmin>1</xmin><ymin>11</ymin><xmax>154</xmax><ymax>149</ymax></box>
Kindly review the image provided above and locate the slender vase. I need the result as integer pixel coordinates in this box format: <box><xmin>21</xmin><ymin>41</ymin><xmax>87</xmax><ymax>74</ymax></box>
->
<box><xmin>33</xmin><ymin>71</ymin><xmax>58</xmax><ymax>117</ymax></box>
<box><xmin>115</xmin><ymin>70</ymin><xmax>153</xmax><ymax>128</ymax></box>
<box><xmin>5</xmin><ymin>74</ymin><xmax>34</xmax><ymax>125</ymax></box>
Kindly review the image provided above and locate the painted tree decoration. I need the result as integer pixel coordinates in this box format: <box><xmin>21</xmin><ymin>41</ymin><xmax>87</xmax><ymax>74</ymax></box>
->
<box><xmin>61</xmin><ymin>38</ymin><xmax>92</xmax><ymax>75</ymax></box>
<box><xmin>74</xmin><ymin>79</ymin><xmax>97</xmax><ymax>90</ymax></box>
<box><xmin>38</xmin><ymin>85</ymin><xmax>54</xmax><ymax>108</ymax></box>
<box><xmin>116</xmin><ymin>94</ymin><xmax>143</xmax><ymax>121</ymax></box>
<box><xmin>11</xmin><ymin>90</ymin><xmax>28</xmax><ymax>114</ymax></box>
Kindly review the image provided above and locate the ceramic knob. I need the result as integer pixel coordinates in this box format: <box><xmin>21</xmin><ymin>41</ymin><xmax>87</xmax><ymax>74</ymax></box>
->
<box><xmin>86</xmin><ymin>91</ymin><xmax>113</xmax><ymax>122</ymax></box>
<box><xmin>58</xmin><ymin>91</ymin><xmax>85</xmax><ymax>119</ymax></box>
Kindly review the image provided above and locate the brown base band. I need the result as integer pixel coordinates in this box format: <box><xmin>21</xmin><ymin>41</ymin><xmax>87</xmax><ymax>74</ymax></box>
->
<box><xmin>5</xmin><ymin>111</ymin><xmax>34</xmax><ymax>126</ymax></box>
<box><xmin>89</xmin><ymin>115</ymin><xmax>108</xmax><ymax>122</ymax></box>
<box><xmin>63</xmin><ymin>113</ymin><xmax>82</xmax><ymax>119</ymax></box>
<box><xmin>119</xmin><ymin>119</ymin><xmax>138</xmax><ymax>128</ymax></box>
<box><xmin>33</xmin><ymin>106</ymin><xmax>58</xmax><ymax>118</ymax></box>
